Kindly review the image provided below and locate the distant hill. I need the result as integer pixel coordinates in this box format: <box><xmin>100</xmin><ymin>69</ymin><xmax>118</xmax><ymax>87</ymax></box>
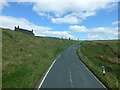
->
<box><xmin>2</xmin><ymin>28</ymin><xmax>76</xmax><ymax>88</ymax></box>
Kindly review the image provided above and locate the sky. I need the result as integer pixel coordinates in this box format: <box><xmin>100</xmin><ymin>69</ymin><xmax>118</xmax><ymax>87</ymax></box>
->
<box><xmin>0</xmin><ymin>0</ymin><xmax>119</xmax><ymax>40</ymax></box>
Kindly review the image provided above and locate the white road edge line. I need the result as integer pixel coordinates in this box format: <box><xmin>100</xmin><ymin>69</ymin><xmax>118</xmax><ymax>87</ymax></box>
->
<box><xmin>80</xmin><ymin>60</ymin><xmax>107</xmax><ymax>89</ymax></box>
<box><xmin>37</xmin><ymin>55</ymin><xmax>60</xmax><ymax>89</ymax></box>
<box><xmin>69</xmin><ymin>68</ymin><xmax>73</xmax><ymax>88</ymax></box>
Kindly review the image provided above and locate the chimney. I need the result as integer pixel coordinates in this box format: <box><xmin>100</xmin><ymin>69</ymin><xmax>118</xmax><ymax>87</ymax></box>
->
<box><xmin>15</xmin><ymin>26</ymin><xmax>17</xmax><ymax>30</ymax></box>
<box><xmin>18</xmin><ymin>26</ymin><xmax>19</xmax><ymax>29</ymax></box>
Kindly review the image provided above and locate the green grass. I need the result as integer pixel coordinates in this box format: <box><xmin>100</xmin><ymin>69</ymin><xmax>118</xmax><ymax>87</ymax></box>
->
<box><xmin>2</xmin><ymin>28</ymin><xmax>76</xmax><ymax>88</ymax></box>
<box><xmin>93</xmin><ymin>40</ymin><xmax>120</xmax><ymax>55</ymax></box>
<box><xmin>0</xmin><ymin>28</ymin><xmax>2</xmax><ymax>89</ymax></box>
<box><xmin>77</xmin><ymin>40</ymin><xmax>120</xmax><ymax>89</ymax></box>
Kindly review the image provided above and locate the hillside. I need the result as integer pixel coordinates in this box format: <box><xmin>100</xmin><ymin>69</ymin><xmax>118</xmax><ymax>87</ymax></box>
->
<box><xmin>77</xmin><ymin>40</ymin><xmax>120</xmax><ymax>89</ymax></box>
<box><xmin>2</xmin><ymin>28</ymin><xmax>76</xmax><ymax>88</ymax></box>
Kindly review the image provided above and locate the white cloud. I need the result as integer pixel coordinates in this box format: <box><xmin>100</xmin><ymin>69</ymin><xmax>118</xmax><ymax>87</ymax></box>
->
<box><xmin>89</xmin><ymin>27</ymin><xmax>118</xmax><ymax>40</ymax></box>
<box><xmin>6</xmin><ymin>0</ymin><xmax>118</xmax><ymax>2</ymax></box>
<box><xmin>69</xmin><ymin>25</ymin><xmax>117</xmax><ymax>34</ymax></box>
<box><xmin>87</xmin><ymin>34</ymin><xmax>101</xmax><ymax>40</ymax></box>
<box><xmin>6</xmin><ymin>0</ymin><xmax>38</xmax><ymax>2</ymax></box>
<box><xmin>80</xmin><ymin>12</ymin><xmax>96</xmax><ymax>20</ymax></box>
<box><xmin>0</xmin><ymin>16</ymin><xmax>52</xmax><ymax>31</ymax></box>
<box><xmin>51</xmin><ymin>12</ymin><xmax>96</xmax><ymax>24</ymax></box>
<box><xmin>112</xmin><ymin>21</ymin><xmax>120</xmax><ymax>25</ymax></box>
<box><xmin>32</xmin><ymin>0</ymin><xmax>117</xmax><ymax>17</ymax></box>
<box><xmin>91</xmin><ymin>27</ymin><xmax>117</xmax><ymax>34</ymax></box>
<box><xmin>0</xmin><ymin>16</ymin><xmax>52</xmax><ymax>35</ymax></box>
<box><xmin>31</xmin><ymin>0</ymin><xmax>117</xmax><ymax>24</ymax></box>
<box><xmin>0</xmin><ymin>16</ymin><xmax>75</xmax><ymax>38</ymax></box>
<box><xmin>69</xmin><ymin>25</ymin><xmax>88</xmax><ymax>32</ymax></box>
<box><xmin>0</xmin><ymin>0</ymin><xmax>9</xmax><ymax>11</ymax></box>
<box><xmin>43</xmin><ymin>31</ymin><xmax>75</xmax><ymax>38</ymax></box>
<box><xmin>4</xmin><ymin>0</ymin><xmax>117</xmax><ymax>24</ymax></box>
<box><xmin>38</xmin><ymin>12</ymin><xmax>47</xmax><ymax>16</ymax></box>
<box><xmin>69</xmin><ymin>25</ymin><xmax>118</xmax><ymax>40</ymax></box>
<box><xmin>51</xmin><ymin>14</ymin><xmax>80</xmax><ymax>24</ymax></box>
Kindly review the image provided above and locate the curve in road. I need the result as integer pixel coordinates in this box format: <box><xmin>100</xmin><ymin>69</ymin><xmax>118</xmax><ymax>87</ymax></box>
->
<box><xmin>38</xmin><ymin>42</ymin><xmax>106</xmax><ymax>88</ymax></box>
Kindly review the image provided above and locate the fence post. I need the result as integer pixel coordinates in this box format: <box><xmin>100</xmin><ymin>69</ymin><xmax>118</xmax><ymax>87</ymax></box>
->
<box><xmin>102</xmin><ymin>66</ymin><xmax>105</xmax><ymax>76</ymax></box>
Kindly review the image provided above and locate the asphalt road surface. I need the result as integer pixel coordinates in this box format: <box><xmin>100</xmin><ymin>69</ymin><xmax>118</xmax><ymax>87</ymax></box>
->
<box><xmin>39</xmin><ymin>42</ymin><xmax>105</xmax><ymax>88</ymax></box>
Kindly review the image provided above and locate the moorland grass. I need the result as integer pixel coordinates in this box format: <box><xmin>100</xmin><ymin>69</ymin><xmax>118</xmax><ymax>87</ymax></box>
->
<box><xmin>2</xmin><ymin>28</ymin><xmax>76</xmax><ymax>88</ymax></box>
<box><xmin>77</xmin><ymin>41</ymin><xmax>120</xmax><ymax>89</ymax></box>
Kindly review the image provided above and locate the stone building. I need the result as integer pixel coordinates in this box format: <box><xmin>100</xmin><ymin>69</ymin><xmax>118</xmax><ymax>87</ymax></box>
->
<box><xmin>14</xmin><ymin>26</ymin><xmax>34</xmax><ymax>35</ymax></box>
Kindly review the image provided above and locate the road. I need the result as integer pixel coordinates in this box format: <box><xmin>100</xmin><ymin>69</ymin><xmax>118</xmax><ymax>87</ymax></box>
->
<box><xmin>39</xmin><ymin>42</ymin><xmax>105</xmax><ymax>88</ymax></box>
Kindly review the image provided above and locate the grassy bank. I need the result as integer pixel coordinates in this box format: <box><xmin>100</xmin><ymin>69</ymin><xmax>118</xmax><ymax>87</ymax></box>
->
<box><xmin>77</xmin><ymin>40</ymin><xmax>120</xmax><ymax>89</ymax></box>
<box><xmin>2</xmin><ymin>28</ymin><xmax>76</xmax><ymax>88</ymax></box>
<box><xmin>0</xmin><ymin>28</ymin><xmax>2</xmax><ymax>89</ymax></box>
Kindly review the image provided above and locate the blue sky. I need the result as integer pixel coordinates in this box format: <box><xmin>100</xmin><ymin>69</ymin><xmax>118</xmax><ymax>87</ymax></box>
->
<box><xmin>0</xmin><ymin>0</ymin><xmax>119</xmax><ymax>40</ymax></box>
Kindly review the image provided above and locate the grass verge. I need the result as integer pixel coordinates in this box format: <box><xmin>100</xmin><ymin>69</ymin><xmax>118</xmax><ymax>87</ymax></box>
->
<box><xmin>77</xmin><ymin>40</ymin><xmax>120</xmax><ymax>89</ymax></box>
<box><xmin>2</xmin><ymin>28</ymin><xmax>76</xmax><ymax>88</ymax></box>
